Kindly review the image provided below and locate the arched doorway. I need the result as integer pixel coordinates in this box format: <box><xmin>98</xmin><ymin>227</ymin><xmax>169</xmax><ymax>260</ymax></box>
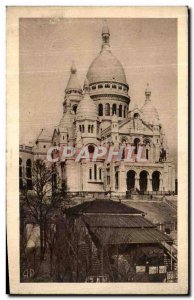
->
<box><xmin>126</xmin><ymin>170</ymin><xmax>136</xmax><ymax>191</ymax></box>
<box><xmin>152</xmin><ymin>171</ymin><xmax>160</xmax><ymax>191</ymax></box>
<box><xmin>139</xmin><ymin>171</ymin><xmax>148</xmax><ymax>192</ymax></box>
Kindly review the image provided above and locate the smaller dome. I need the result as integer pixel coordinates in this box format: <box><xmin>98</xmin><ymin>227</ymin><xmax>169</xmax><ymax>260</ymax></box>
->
<box><xmin>66</xmin><ymin>61</ymin><xmax>82</xmax><ymax>91</ymax></box>
<box><xmin>141</xmin><ymin>85</ymin><xmax>159</xmax><ymax>124</ymax></box>
<box><xmin>76</xmin><ymin>82</ymin><xmax>97</xmax><ymax>119</ymax></box>
<box><xmin>141</xmin><ymin>101</ymin><xmax>159</xmax><ymax>124</ymax></box>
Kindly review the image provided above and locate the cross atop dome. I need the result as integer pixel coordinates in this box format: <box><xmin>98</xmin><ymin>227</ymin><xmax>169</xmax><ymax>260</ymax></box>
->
<box><xmin>101</xmin><ymin>20</ymin><xmax>110</xmax><ymax>49</ymax></box>
<box><xmin>145</xmin><ymin>83</ymin><xmax>151</xmax><ymax>101</ymax></box>
<box><xmin>102</xmin><ymin>20</ymin><xmax>110</xmax><ymax>35</ymax></box>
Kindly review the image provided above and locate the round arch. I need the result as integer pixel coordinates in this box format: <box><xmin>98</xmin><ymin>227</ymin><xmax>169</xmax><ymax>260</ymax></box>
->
<box><xmin>98</xmin><ymin>103</ymin><xmax>103</xmax><ymax>116</ymax></box>
<box><xmin>126</xmin><ymin>170</ymin><xmax>136</xmax><ymax>191</ymax></box>
<box><xmin>152</xmin><ymin>171</ymin><xmax>161</xmax><ymax>191</ymax></box>
<box><xmin>139</xmin><ymin>170</ymin><xmax>148</xmax><ymax>192</ymax></box>
<box><xmin>72</xmin><ymin>104</ymin><xmax>78</xmax><ymax>114</ymax></box>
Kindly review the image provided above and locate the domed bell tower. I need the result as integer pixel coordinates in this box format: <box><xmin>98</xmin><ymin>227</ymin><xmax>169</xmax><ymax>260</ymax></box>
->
<box><xmin>86</xmin><ymin>21</ymin><xmax>130</xmax><ymax>131</ymax></box>
<box><xmin>75</xmin><ymin>79</ymin><xmax>100</xmax><ymax>147</ymax></box>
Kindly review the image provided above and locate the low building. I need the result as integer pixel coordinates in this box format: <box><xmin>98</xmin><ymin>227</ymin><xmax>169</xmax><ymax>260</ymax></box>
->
<box><xmin>56</xmin><ymin>200</ymin><xmax>177</xmax><ymax>282</ymax></box>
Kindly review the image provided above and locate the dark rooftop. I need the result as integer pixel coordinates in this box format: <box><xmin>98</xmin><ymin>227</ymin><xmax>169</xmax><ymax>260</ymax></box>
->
<box><xmin>83</xmin><ymin>215</ymin><xmax>154</xmax><ymax>228</ymax></box>
<box><xmin>65</xmin><ymin>199</ymin><xmax>143</xmax><ymax>216</ymax></box>
<box><xmin>89</xmin><ymin>227</ymin><xmax>173</xmax><ymax>245</ymax></box>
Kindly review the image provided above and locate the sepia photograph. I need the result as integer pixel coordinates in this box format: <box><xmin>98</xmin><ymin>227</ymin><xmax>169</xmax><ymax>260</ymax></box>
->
<box><xmin>6</xmin><ymin>6</ymin><xmax>188</xmax><ymax>294</ymax></box>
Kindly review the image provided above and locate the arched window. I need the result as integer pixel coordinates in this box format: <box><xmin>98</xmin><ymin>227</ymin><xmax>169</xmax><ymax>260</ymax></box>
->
<box><xmin>105</xmin><ymin>103</ymin><xmax>110</xmax><ymax>116</ymax></box>
<box><xmin>99</xmin><ymin>168</ymin><xmax>102</xmax><ymax>180</ymax></box>
<box><xmin>92</xmin><ymin>85</ymin><xmax>96</xmax><ymax>90</ymax></box>
<box><xmin>112</xmin><ymin>104</ymin><xmax>117</xmax><ymax>115</ymax></box>
<box><xmin>134</xmin><ymin>138</ymin><xmax>140</xmax><ymax>155</ymax></box>
<box><xmin>98</xmin><ymin>104</ymin><xmax>103</xmax><ymax>116</ymax></box>
<box><xmin>19</xmin><ymin>158</ymin><xmax>23</xmax><ymax>190</ymax></box>
<box><xmin>146</xmin><ymin>149</ymin><xmax>149</xmax><ymax>160</ymax></box>
<box><xmin>112</xmin><ymin>84</ymin><xmax>117</xmax><ymax>89</ymax></box>
<box><xmin>72</xmin><ymin>105</ymin><xmax>77</xmax><ymax>114</ymax></box>
<box><xmin>94</xmin><ymin>164</ymin><xmax>97</xmax><ymax>180</ymax></box>
<box><xmin>88</xmin><ymin>125</ymin><xmax>91</xmax><ymax>133</ymax></box>
<box><xmin>26</xmin><ymin>159</ymin><xmax>32</xmax><ymax>190</ymax></box>
<box><xmin>119</xmin><ymin>105</ymin><xmax>122</xmax><ymax>117</ymax></box>
<box><xmin>105</xmin><ymin>84</ymin><xmax>110</xmax><ymax>88</ymax></box>
<box><xmin>89</xmin><ymin>168</ymin><xmax>92</xmax><ymax>180</ymax></box>
<box><xmin>115</xmin><ymin>171</ymin><xmax>119</xmax><ymax>189</ymax></box>
<box><xmin>134</xmin><ymin>113</ymin><xmax>139</xmax><ymax>119</ymax></box>
<box><xmin>98</xmin><ymin>84</ymin><xmax>103</xmax><ymax>89</ymax></box>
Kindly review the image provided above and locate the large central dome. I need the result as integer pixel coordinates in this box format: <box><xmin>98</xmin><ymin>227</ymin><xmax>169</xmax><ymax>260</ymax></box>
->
<box><xmin>86</xmin><ymin>22</ymin><xmax>127</xmax><ymax>85</ymax></box>
<box><xmin>87</xmin><ymin>49</ymin><xmax>127</xmax><ymax>84</ymax></box>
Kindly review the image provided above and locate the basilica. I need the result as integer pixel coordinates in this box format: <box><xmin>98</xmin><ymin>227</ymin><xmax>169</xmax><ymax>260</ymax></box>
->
<box><xmin>19</xmin><ymin>22</ymin><xmax>175</xmax><ymax>196</ymax></box>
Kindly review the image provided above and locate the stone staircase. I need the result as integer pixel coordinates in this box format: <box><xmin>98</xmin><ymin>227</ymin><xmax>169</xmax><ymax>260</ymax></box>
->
<box><xmin>78</xmin><ymin>243</ymin><xmax>90</xmax><ymax>260</ymax></box>
<box><xmin>89</xmin><ymin>249</ymin><xmax>102</xmax><ymax>276</ymax></box>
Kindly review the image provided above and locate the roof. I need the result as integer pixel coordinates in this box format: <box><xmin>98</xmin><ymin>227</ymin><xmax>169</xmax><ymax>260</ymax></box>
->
<box><xmin>83</xmin><ymin>215</ymin><xmax>154</xmax><ymax>228</ymax></box>
<box><xmin>87</xmin><ymin>48</ymin><xmax>127</xmax><ymax>85</ymax></box>
<box><xmin>89</xmin><ymin>227</ymin><xmax>173</xmax><ymax>245</ymax></box>
<box><xmin>66</xmin><ymin>62</ymin><xmax>82</xmax><ymax>91</ymax></box>
<box><xmin>76</xmin><ymin>89</ymin><xmax>97</xmax><ymax>119</ymax></box>
<box><xmin>36</xmin><ymin>128</ymin><xmax>52</xmax><ymax>142</ymax></box>
<box><xmin>87</xmin><ymin>24</ymin><xmax>127</xmax><ymax>85</ymax></box>
<box><xmin>65</xmin><ymin>200</ymin><xmax>143</xmax><ymax>216</ymax></box>
<box><xmin>126</xmin><ymin>201</ymin><xmax>177</xmax><ymax>224</ymax></box>
<box><xmin>141</xmin><ymin>98</ymin><xmax>159</xmax><ymax>125</ymax></box>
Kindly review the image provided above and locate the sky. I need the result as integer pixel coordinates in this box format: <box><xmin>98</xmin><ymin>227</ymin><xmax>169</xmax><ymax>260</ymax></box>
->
<box><xmin>19</xmin><ymin>18</ymin><xmax>177</xmax><ymax>164</ymax></box>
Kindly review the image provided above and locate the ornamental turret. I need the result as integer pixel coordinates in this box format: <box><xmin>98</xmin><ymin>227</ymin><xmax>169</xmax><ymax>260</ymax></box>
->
<box><xmin>141</xmin><ymin>84</ymin><xmax>159</xmax><ymax>125</ymax></box>
<box><xmin>63</xmin><ymin>62</ymin><xmax>82</xmax><ymax>115</ymax></box>
<box><xmin>75</xmin><ymin>79</ymin><xmax>100</xmax><ymax>146</ymax></box>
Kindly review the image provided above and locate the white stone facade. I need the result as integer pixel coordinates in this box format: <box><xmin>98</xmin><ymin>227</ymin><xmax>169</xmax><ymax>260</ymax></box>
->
<box><xmin>19</xmin><ymin>22</ymin><xmax>175</xmax><ymax>196</ymax></box>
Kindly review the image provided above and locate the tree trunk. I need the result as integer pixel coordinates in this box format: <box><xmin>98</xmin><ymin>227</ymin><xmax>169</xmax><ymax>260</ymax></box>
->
<box><xmin>40</xmin><ymin>223</ymin><xmax>45</xmax><ymax>261</ymax></box>
<box><xmin>50</xmin><ymin>247</ymin><xmax>53</xmax><ymax>277</ymax></box>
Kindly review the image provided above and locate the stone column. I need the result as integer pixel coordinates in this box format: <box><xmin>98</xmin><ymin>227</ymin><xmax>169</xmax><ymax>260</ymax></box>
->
<box><xmin>150</xmin><ymin>145</ymin><xmax>154</xmax><ymax>162</ymax></box>
<box><xmin>159</xmin><ymin>174</ymin><xmax>163</xmax><ymax>192</ymax></box>
<box><xmin>135</xmin><ymin>175</ymin><xmax>140</xmax><ymax>190</ymax></box>
<box><xmin>119</xmin><ymin>162</ymin><xmax>126</xmax><ymax>193</ymax></box>
<box><xmin>147</xmin><ymin>175</ymin><xmax>152</xmax><ymax>192</ymax></box>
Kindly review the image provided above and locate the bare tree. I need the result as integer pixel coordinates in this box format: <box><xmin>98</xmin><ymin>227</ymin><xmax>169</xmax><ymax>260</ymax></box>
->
<box><xmin>21</xmin><ymin>159</ymin><xmax>68</xmax><ymax>261</ymax></box>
